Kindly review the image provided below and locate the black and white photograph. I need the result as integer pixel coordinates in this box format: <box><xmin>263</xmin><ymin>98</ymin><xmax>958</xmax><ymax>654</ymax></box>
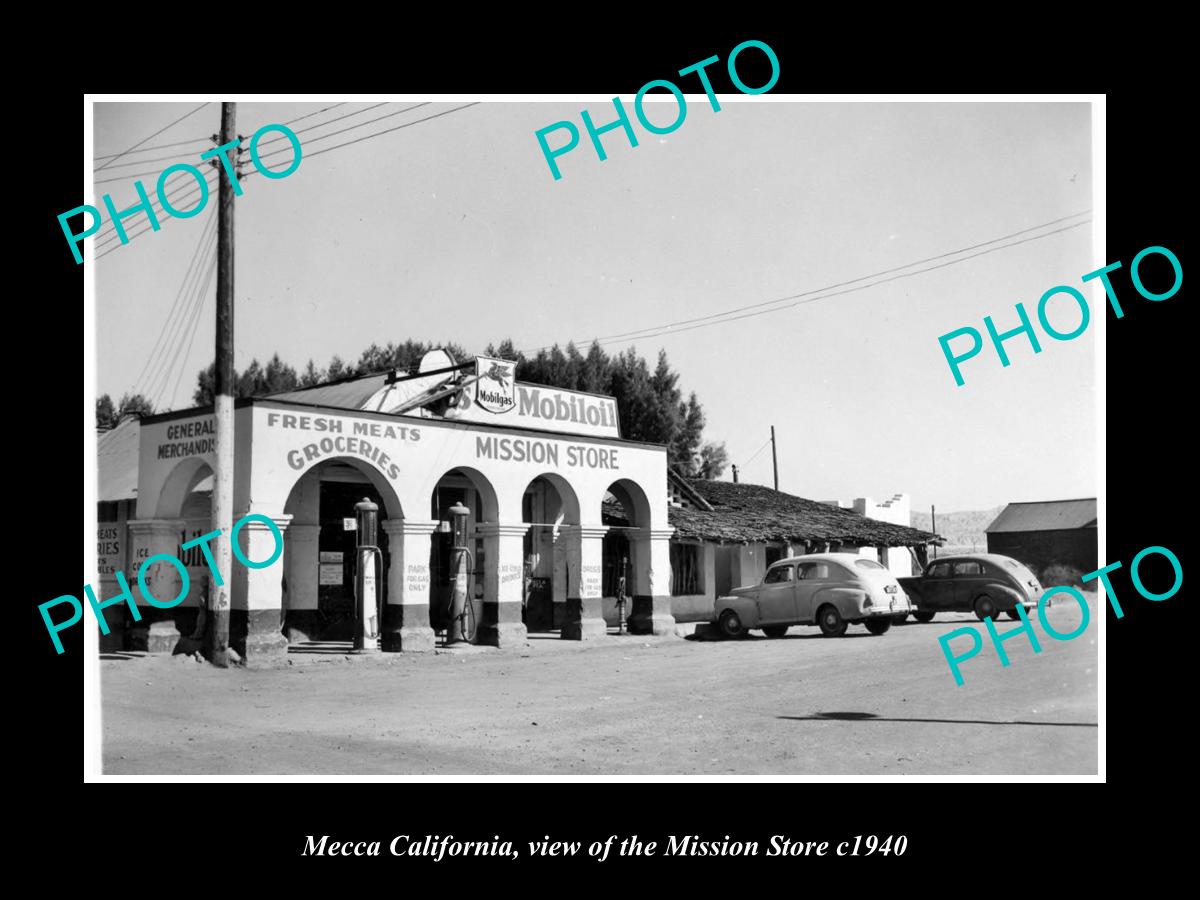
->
<box><xmin>77</xmin><ymin>90</ymin><xmax>1110</xmax><ymax>782</ymax></box>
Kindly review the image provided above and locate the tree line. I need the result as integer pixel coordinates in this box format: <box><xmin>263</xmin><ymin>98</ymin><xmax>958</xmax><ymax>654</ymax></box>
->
<box><xmin>100</xmin><ymin>339</ymin><xmax>728</xmax><ymax>478</ymax></box>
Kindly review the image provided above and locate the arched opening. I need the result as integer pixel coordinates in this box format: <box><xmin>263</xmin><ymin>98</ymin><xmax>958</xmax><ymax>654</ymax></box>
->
<box><xmin>429</xmin><ymin>467</ymin><xmax>498</xmax><ymax>643</ymax></box>
<box><xmin>281</xmin><ymin>458</ymin><xmax>403</xmax><ymax>647</ymax></box>
<box><xmin>176</xmin><ymin>463</ymin><xmax>213</xmax><ymax>627</ymax></box>
<box><xmin>601</xmin><ymin>479</ymin><xmax>652</xmax><ymax>630</ymax></box>
<box><xmin>521</xmin><ymin>473</ymin><xmax>581</xmax><ymax>634</ymax></box>
<box><xmin>134</xmin><ymin>459</ymin><xmax>215</xmax><ymax>640</ymax></box>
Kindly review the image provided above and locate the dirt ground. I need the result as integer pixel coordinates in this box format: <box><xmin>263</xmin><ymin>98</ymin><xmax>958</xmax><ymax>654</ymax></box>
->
<box><xmin>101</xmin><ymin>594</ymin><xmax>1099</xmax><ymax>776</ymax></box>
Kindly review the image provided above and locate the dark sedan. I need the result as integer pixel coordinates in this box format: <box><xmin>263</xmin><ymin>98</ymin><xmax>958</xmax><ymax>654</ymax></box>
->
<box><xmin>897</xmin><ymin>553</ymin><xmax>1045</xmax><ymax>622</ymax></box>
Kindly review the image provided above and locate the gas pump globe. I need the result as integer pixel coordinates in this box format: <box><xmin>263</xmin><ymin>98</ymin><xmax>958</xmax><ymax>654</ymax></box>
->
<box><xmin>446</xmin><ymin>502</ymin><xmax>471</xmax><ymax>645</ymax></box>
<box><xmin>450</xmin><ymin>502</ymin><xmax>469</xmax><ymax>550</ymax></box>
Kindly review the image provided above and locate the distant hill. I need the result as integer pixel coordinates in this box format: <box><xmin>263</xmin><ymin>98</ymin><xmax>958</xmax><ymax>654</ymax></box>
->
<box><xmin>910</xmin><ymin>506</ymin><xmax>1004</xmax><ymax>554</ymax></box>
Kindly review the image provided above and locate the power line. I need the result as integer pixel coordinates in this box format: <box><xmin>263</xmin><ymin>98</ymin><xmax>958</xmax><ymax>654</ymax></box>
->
<box><xmin>146</xmin><ymin>234</ymin><xmax>219</xmax><ymax>407</ymax></box>
<box><xmin>95</xmin><ymin>167</ymin><xmax>219</xmax><ymax>249</ymax></box>
<box><xmin>97</xmin><ymin>103</ymin><xmax>481</xmax><ymax>261</ymax></box>
<box><xmin>93</xmin><ymin>103</ymin><xmax>398</xmax><ymax>182</ymax></box>
<box><xmin>165</xmin><ymin>250</ymin><xmax>220</xmax><ymax>410</ymax></box>
<box><xmin>137</xmin><ymin>213</ymin><xmax>219</xmax><ymax>400</ymax></box>
<box><xmin>129</xmin><ymin>205</ymin><xmax>217</xmax><ymax>396</ymax></box>
<box><xmin>95</xmin><ymin>147</ymin><xmax>225</xmax><ymax>173</ymax></box>
<box><xmin>94</xmin><ymin>135</ymin><xmax>212</xmax><ymax>161</ymax></box>
<box><xmin>518</xmin><ymin>214</ymin><xmax>1092</xmax><ymax>354</ymax></box>
<box><xmin>95</xmin><ymin>106</ymin><xmax>417</xmax><ymax>242</ymax></box>
<box><xmin>281</xmin><ymin>102</ymin><xmax>346</xmax><ymax>126</ymax></box>
<box><xmin>91</xmin><ymin>103</ymin><xmax>344</xmax><ymax>163</ymax></box>
<box><xmin>253</xmin><ymin>101</ymin><xmax>395</xmax><ymax>148</ymax></box>
<box><xmin>600</xmin><ymin>220</ymin><xmax>1092</xmax><ymax>348</ymax></box>
<box><xmin>591</xmin><ymin>210</ymin><xmax>1092</xmax><ymax>346</ymax></box>
<box><xmin>247</xmin><ymin>102</ymin><xmax>433</xmax><ymax>164</ymax></box>
<box><xmin>95</xmin><ymin>157</ymin><xmax>225</xmax><ymax>185</ymax></box>
<box><xmin>245</xmin><ymin>102</ymin><xmax>480</xmax><ymax>170</ymax></box>
<box><xmin>741</xmin><ymin>439</ymin><xmax>772</xmax><ymax>468</ymax></box>
<box><xmin>94</xmin><ymin>102</ymin><xmax>210</xmax><ymax>172</ymax></box>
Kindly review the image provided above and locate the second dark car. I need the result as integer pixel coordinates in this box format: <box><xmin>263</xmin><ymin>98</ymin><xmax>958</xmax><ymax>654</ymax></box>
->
<box><xmin>897</xmin><ymin>553</ymin><xmax>1044</xmax><ymax>622</ymax></box>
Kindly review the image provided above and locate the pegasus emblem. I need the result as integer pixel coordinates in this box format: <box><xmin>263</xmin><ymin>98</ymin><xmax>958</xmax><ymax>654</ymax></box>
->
<box><xmin>483</xmin><ymin>362</ymin><xmax>513</xmax><ymax>384</ymax></box>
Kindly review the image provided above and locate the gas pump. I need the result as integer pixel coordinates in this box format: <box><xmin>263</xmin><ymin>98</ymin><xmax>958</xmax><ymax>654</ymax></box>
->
<box><xmin>615</xmin><ymin>554</ymin><xmax>628</xmax><ymax>635</ymax></box>
<box><xmin>353</xmin><ymin>498</ymin><xmax>383</xmax><ymax>653</ymax></box>
<box><xmin>445</xmin><ymin>502</ymin><xmax>472</xmax><ymax>645</ymax></box>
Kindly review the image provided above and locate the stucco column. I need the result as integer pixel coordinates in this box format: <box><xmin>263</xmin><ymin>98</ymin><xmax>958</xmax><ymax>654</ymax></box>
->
<box><xmin>380</xmin><ymin>519</ymin><xmax>436</xmax><ymax>652</ymax></box>
<box><xmin>629</xmin><ymin>527</ymin><xmax>677</xmax><ymax>635</ymax></box>
<box><xmin>232</xmin><ymin>512</ymin><xmax>291</xmax><ymax>666</ymax></box>
<box><xmin>563</xmin><ymin>525</ymin><xmax>608</xmax><ymax>640</ymax></box>
<box><xmin>282</xmin><ymin>523</ymin><xmax>320</xmax><ymax>642</ymax></box>
<box><xmin>123</xmin><ymin>519</ymin><xmax>186</xmax><ymax>652</ymax></box>
<box><xmin>476</xmin><ymin>523</ymin><xmax>529</xmax><ymax>648</ymax></box>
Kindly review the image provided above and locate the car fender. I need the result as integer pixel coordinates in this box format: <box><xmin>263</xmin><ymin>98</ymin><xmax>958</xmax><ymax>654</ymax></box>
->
<box><xmin>714</xmin><ymin>594</ymin><xmax>760</xmax><ymax>628</ymax></box>
<box><xmin>978</xmin><ymin>583</ymin><xmax>1024</xmax><ymax>609</ymax></box>
<box><xmin>813</xmin><ymin>587</ymin><xmax>868</xmax><ymax>621</ymax></box>
<box><xmin>897</xmin><ymin>577</ymin><xmax>923</xmax><ymax>603</ymax></box>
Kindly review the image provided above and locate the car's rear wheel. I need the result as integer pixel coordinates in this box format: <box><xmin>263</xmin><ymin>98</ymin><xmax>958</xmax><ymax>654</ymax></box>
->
<box><xmin>718</xmin><ymin>609</ymin><xmax>746</xmax><ymax>639</ymax></box>
<box><xmin>1006</xmin><ymin>608</ymin><xmax>1024</xmax><ymax>621</ymax></box>
<box><xmin>817</xmin><ymin>605</ymin><xmax>847</xmax><ymax>637</ymax></box>
<box><xmin>761</xmin><ymin>625</ymin><xmax>788</xmax><ymax>638</ymax></box>
<box><xmin>974</xmin><ymin>595</ymin><xmax>998</xmax><ymax>621</ymax></box>
<box><xmin>913</xmin><ymin>610</ymin><xmax>936</xmax><ymax>623</ymax></box>
<box><xmin>865</xmin><ymin>618</ymin><xmax>891</xmax><ymax>636</ymax></box>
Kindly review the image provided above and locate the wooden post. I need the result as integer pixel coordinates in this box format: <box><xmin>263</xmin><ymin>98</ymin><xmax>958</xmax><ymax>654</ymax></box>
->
<box><xmin>210</xmin><ymin>102</ymin><xmax>237</xmax><ymax>667</ymax></box>
<box><xmin>931</xmin><ymin>504</ymin><xmax>937</xmax><ymax>559</ymax></box>
<box><xmin>770</xmin><ymin>426</ymin><xmax>779</xmax><ymax>491</ymax></box>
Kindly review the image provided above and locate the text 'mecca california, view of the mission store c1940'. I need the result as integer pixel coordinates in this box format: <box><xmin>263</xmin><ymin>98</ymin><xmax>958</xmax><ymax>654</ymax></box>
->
<box><xmin>96</xmin><ymin>352</ymin><xmax>940</xmax><ymax>663</ymax></box>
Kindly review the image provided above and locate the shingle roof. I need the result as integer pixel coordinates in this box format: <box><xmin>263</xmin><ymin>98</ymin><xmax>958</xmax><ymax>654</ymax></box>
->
<box><xmin>985</xmin><ymin>499</ymin><xmax>1097</xmax><ymax>534</ymax></box>
<box><xmin>667</xmin><ymin>478</ymin><xmax>941</xmax><ymax>546</ymax></box>
<box><xmin>98</xmin><ymin>418</ymin><xmax>139</xmax><ymax>503</ymax></box>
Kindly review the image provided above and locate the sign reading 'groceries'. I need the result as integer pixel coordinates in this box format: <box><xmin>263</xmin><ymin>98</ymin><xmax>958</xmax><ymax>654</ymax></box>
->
<box><xmin>450</xmin><ymin>359</ymin><xmax>621</xmax><ymax>439</ymax></box>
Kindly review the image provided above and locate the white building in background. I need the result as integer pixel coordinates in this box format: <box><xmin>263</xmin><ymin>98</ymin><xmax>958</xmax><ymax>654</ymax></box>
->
<box><xmin>821</xmin><ymin>493</ymin><xmax>916</xmax><ymax>578</ymax></box>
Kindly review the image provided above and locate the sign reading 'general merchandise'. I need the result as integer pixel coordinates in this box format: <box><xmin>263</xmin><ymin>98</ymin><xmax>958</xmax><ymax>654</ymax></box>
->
<box><xmin>449</xmin><ymin>359</ymin><xmax>621</xmax><ymax>439</ymax></box>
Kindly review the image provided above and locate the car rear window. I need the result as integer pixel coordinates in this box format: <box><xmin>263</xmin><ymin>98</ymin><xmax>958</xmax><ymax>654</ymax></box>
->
<box><xmin>855</xmin><ymin>559</ymin><xmax>885</xmax><ymax>570</ymax></box>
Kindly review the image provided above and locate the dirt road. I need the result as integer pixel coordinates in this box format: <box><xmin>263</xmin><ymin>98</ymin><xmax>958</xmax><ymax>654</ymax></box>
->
<box><xmin>101</xmin><ymin>595</ymin><xmax>1098</xmax><ymax>775</ymax></box>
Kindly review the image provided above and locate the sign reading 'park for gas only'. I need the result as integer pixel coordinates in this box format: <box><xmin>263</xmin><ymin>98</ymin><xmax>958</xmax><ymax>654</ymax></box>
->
<box><xmin>448</xmin><ymin>357</ymin><xmax>621</xmax><ymax>439</ymax></box>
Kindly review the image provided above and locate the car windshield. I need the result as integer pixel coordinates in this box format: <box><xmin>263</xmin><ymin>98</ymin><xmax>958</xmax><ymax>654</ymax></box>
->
<box><xmin>1003</xmin><ymin>558</ymin><xmax>1039</xmax><ymax>582</ymax></box>
<box><xmin>855</xmin><ymin>560</ymin><xmax>885</xmax><ymax>570</ymax></box>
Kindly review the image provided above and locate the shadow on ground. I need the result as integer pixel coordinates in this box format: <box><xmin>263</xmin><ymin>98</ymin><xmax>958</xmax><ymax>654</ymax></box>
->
<box><xmin>779</xmin><ymin>711</ymin><xmax>1097</xmax><ymax>728</ymax></box>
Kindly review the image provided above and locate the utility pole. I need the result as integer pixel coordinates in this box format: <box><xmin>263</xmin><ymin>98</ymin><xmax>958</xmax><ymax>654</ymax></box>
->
<box><xmin>770</xmin><ymin>426</ymin><xmax>779</xmax><ymax>491</ymax></box>
<box><xmin>211</xmin><ymin>102</ymin><xmax>238</xmax><ymax>668</ymax></box>
<box><xmin>931</xmin><ymin>504</ymin><xmax>937</xmax><ymax>559</ymax></box>
<box><xmin>731</xmin><ymin>464</ymin><xmax>739</xmax><ymax>483</ymax></box>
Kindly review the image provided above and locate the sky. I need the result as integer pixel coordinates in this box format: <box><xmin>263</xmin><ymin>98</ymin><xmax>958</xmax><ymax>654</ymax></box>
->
<box><xmin>92</xmin><ymin>99</ymin><xmax>1095</xmax><ymax>514</ymax></box>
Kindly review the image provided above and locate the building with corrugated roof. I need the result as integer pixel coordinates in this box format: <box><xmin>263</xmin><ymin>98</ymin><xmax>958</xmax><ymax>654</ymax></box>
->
<box><xmin>985</xmin><ymin>498</ymin><xmax>1097</xmax><ymax>582</ymax></box>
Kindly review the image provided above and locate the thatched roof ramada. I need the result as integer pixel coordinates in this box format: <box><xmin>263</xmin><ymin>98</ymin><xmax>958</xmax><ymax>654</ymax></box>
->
<box><xmin>666</xmin><ymin>478</ymin><xmax>942</xmax><ymax>547</ymax></box>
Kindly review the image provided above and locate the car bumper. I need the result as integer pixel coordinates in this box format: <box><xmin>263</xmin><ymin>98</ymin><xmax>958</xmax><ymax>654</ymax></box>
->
<box><xmin>865</xmin><ymin>599</ymin><xmax>912</xmax><ymax>616</ymax></box>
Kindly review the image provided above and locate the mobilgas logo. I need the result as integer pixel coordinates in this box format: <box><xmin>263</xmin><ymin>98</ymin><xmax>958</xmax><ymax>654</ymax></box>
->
<box><xmin>474</xmin><ymin>357</ymin><xmax>516</xmax><ymax>413</ymax></box>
